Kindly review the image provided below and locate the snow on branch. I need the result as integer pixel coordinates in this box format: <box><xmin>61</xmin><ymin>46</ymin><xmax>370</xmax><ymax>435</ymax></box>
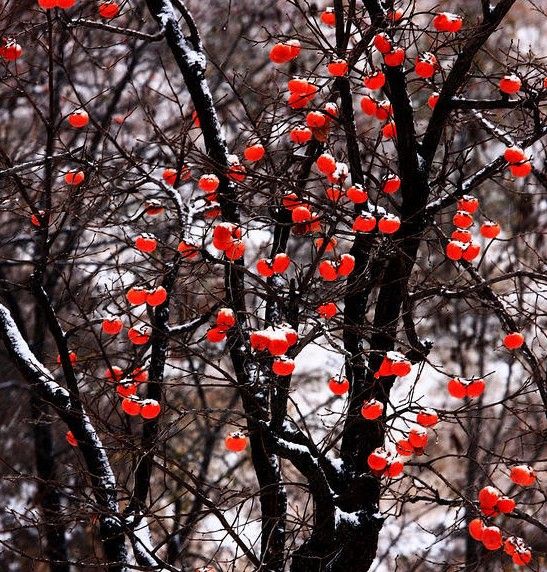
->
<box><xmin>0</xmin><ymin>303</ymin><xmax>71</xmax><ymax>407</ymax></box>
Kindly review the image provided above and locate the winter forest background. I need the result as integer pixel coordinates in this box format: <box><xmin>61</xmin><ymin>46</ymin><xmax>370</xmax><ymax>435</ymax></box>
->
<box><xmin>0</xmin><ymin>1</ymin><xmax>546</xmax><ymax>571</ymax></box>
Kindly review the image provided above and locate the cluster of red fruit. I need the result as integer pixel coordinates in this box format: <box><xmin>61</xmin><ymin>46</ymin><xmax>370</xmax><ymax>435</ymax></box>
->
<box><xmin>268</xmin><ymin>40</ymin><xmax>301</xmax><ymax>65</ymax></box>
<box><xmin>374</xmin><ymin>351</ymin><xmax>412</xmax><ymax>378</ymax></box>
<box><xmin>467</xmin><ymin>477</ymin><xmax>536</xmax><ymax>565</ymax></box>
<box><xmin>318</xmin><ymin>254</ymin><xmax>355</xmax><ymax>281</ymax></box>
<box><xmin>126</xmin><ymin>285</ymin><xmax>167</xmax><ymax>308</ymax></box>
<box><xmin>249</xmin><ymin>325</ymin><xmax>299</xmax><ymax>376</ymax></box>
<box><xmin>366</xmin><ymin>409</ymin><xmax>439</xmax><ymax>476</ymax></box>
<box><xmin>106</xmin><ymin>366</ymin><xmax>158</xmax><ymax>418</ymax></box>
<box><xmin>256</xmin><ymin>253</ymin><xmax>291</xmax><ymax>278</ymax></box>
<box><xmin>447</xmin><ymin>377</ymin><xmax>486</xmax><ymax>399</ymax></box>
<box><xmin>206</xmin><ymin>308</ymin><xmax>236</xmax><ymax>343</ymax></box>
<box><xmin>359</xmin><ymin>61</ymin><xmax>397</xmax><ymax>140</ymax></box>
<box><xmin>446</xmin><ymin>195</ymin><xmax>486</xmax><ymax>262</ymax></box>
<box><xmin>250</xmin><ymin>326</ymin><xmax>298</xmax><ymax>369</ymax></box>
<box><xmin>504</xmin><ymin>145</ymin><xmax>532</xmax><ymax>178</ymax></box>
<box><xmin>212</xmin><ymin>222</ymin><xmax>245</xmax><ymax>260</ymax></box>
<box><xmin>367</xmin><ymin>448</ymin><xmax>404</xmax><ymax>478</ymax></box>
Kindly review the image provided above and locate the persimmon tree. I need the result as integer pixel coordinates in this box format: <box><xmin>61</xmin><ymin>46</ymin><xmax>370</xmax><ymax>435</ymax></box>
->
<box><xmin>0</xmin><ymin>1</ymin><xmax>546</xmax><ymax>571</ymax></box>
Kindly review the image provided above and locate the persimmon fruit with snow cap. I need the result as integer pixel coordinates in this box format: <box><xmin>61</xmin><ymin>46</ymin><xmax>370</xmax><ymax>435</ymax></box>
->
<box><xmin>290</xmin><ymin>126</ymin><xmax>312</xmax><ymax>144</ymax></box>
<box><xmin>480</xmin><ymin>222</ymin><xmax>500</xmax><ymax>239</ymax></box>
<box><xmin>378</xmin><ymin>214</ymin><xmax>400</xmax><ymax>234</ymax></box>
<box><xmin>177</xmin><ymin>241</ymin><xmax>199</xmax><ymax>259</ymax></box>
<box><xmin>116</xmin><ymin>382</ymin><xmax>137</xmax><ymax>398</ymax></box>
<box><xmin>327</xmin><ymin>59</ymin><xmax>348</xmax><ymax>77</ymax></box>
<box><xmin>162</xmin><ymin>166</ymin><xmax>191</xmax><ymax>186</ymax></box>
<box><xmin>353</xmin><ymin>213</ymin><xmax>376</xmax><ymax>233</ymax></box>
<box><xmin>338</xmin><ymin>254</ymin><xmax>355</xmax><ymax>276</ymax></box>
<box><xmin>408</xmin><ymin>427</ymin><xmax>428</xmax><ymax>449</ymax></box>
<box><xmin>478</xmin><ymin>486</ymin><xmax>500</xmax><ymax>509</ymax></box>
<box><xmin>243</xmin><ymin>144</ymin><xmax>265</xmax><ymax>162</ymax></box>
<box><xmin>452</xmin><ymin>229</ymin><xmax>472</xmax><ymax>243</ymax></box>
<box><xmin>382</xmin><ymin>174</ymin><xmax>400</xmax><ymax>194</ymax></box>
<box><xmin>468</xmin><ymin>519</ymin><xmax>484</xmax><ymax>541</ymax></box>
<box><xmin>146</xmin><ymin>286</ymin><xmax>167</xmax><ymax>307</ymax></box>
<box><xmin>320</xmin><ymin>7</ymin><xmax>335</xmax><ymax>26</ymax></box>
<box><xmin>447</xmin><ymin>377</ymin><xmax>486</xmax><ymax>399</ymax></box>
<box><xmin>428</xmin><ymin>92</ymin><xmax>439</xmax><ymax>109</ymax></box>
<box><xmin>497</xmin><ymin>497</ymin><xmax>515</xmax><ymax>513</ymax></box>
<box><xmin>122</xmin><ymin>398</ymin><xmax>142</xmax><ymax>416</ymax></box>
<box><xmin>206</xmin><ymin>327</ymin><xmax>226</xmax><ymax>343</ymax></box>
<box><xmin>482</xmin><ymin>526</ymin><xmax>502</xmax><ymax>550</ymax></box>
<box><xmin>105</xmin><ymin>366</ymin><xmax>124</xmax><ymax>382</ymax></box>
<box><xmin>0</xmin><ymin>40</ymin><xmax>23</xmax><ymax>61</ymax></box>
<box><xmin>216</xmin><ymin>307</ymin><xmax>236</xmax><ymax>329</ymax></box>
<box><xmin>328</xmin><ymin>377</ymin><xmax>349</xmax><ymax>395</ymax></box>
<box><xmin>504</xmin><ymin>146</ymin><xmax>526</xmax><ymax>163</ymax></box>
<box><xmin>433</xmin><ymin>12</ymin><xmax>462</xmax><ymax>33</ymax></box>
<box><xmin>453</xmin><ymin>210</ymin><xmax>473</xmax><ymax>228</ymax></box>
<box><xmin>367</xmin><ymin>448</ymin><xmax>388</xmax><ymax>471</ymax></box>
<box><xmin>417</xmin><ymin>409</ymin><xmax>438</xmax><ymax>427</ymax></box>
<box><xmin>361</xmin><ymin>399</ymin><xmax>384</xmax><ymax>420</ymax></box>
<box><xmin>396</xmin><ymin>439</ymin><xmax>413</xmax><ymax>456</ymax></box>
<box><xmin>127</xmin><ymin>286</ymin><xmax>148</xmax><ymax>306</ymax></box>
<box><xmin>141</xmin><ymin>399</ymin><xmax>161</xmax><ymax>419</ymax></box>
<box><xmin>291</xmin><ymin>205</ymin><xmax>312</xmax><ymax>223</ymax></box>
<box><xmin>346</xmin><ymin>184</ymin><xmax>368</xmax><ymax>203</ymax></box>
<box><xmin>384</xmin><ymin>460</ymin><xmax>404</xmax><ymax>477</ymax></box>
<box><xmin>68</xmin><ymin>110</ymin><xmax>89</xmax><ymax>128</ymax></box>
<box><xmin>272</xmin><ymin>357</ymin><xmax>295</xmax><ymax>376</ymax></box>
<box><xmin>384</xmin><ymin>47</ymin><xmax>405</xmax><ymax>67</ymax></box>
<box><xmin>269</xmin><ymin>41</ymin><xmax>300</xmax><ymax>64</ymax></box>
<box><xmin>415</xmin><ymin>53</ymin><xmax>437</xmax><ymax>78</ymax></box>
<box><xmin>135</xmin><ymin>234</ymin><xmax>157</xmax><ymax>253</ymax></box>
<box><xmin>198</xmin><ymin>174</ymin><xmax>219</xmax><ymax>192</ymax></box>
<box><xmin>225</xmin><ymin>432</ymin><xmax>247</xmax><ymax>452</ymax></box>
<box><xmin>457</xmin><ymin>195</ymin><xmax>479</xmax><ymax>213</ymax></box>
<box><xmin>499</xmin><ymin>74</ymin><xmax>521</xmax><ymax>94</ymax></box>
<box><xmin>503</xmin><ymin>331</ymin><xmax>524</xmax><ymax>349</ymax></box>
<box><xmin>375</xmin><ymin>101</ymin><xmax>392</xmax><ymax>121</ymax></box>
<box><xmin>510</xmin><ymin>465</ymin><xmax>535</xmax><ymax>486</ymax></box>
<box><xmin>446</xmin><ymin>240</ymin><xmax>464</xmax><ymax>260</ymax></box>
<box><xmin>319</xmin><ymin>260</ymin><xmax>338</xmax><ymax>281</ymax></box>
<box><xmin>128</xmin><ymin>325</ymin><xmax>150</xmax><ymax>345</ymax></box>
<box><xmin>462</xmin><ymin>243</ymin><xmax>480</xmax><ymax>262</ymax></box>
<box><xmin>306</xmin><ymin>111</ymin><xmax>327</xmax><ymax>129</ymax></box>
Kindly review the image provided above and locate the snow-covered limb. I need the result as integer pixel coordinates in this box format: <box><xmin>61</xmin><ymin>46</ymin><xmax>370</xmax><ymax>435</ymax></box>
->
<box><xmin>0</xmin><ymin>304</ymin><xmax>129</xmax><ymax>571</ymax></box>
<box><xmin>0</xmin><ymin>304</ymin><xmax>71</xmax><ymax>408</ymax></box>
